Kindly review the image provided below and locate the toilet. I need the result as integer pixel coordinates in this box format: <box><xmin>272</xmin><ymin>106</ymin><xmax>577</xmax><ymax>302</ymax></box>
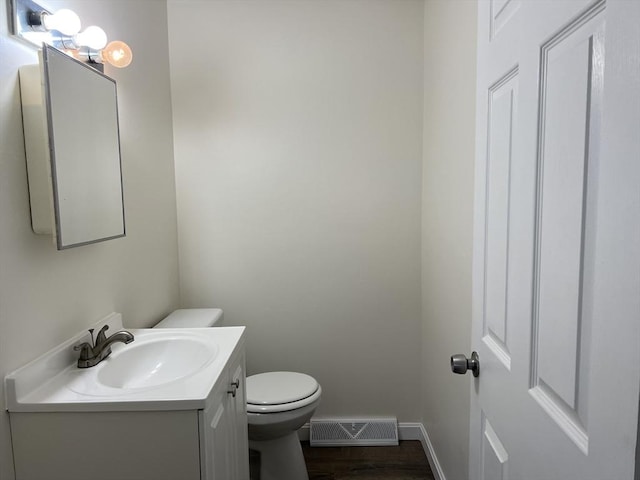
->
<box><xmin>155</xmin><ymin>309</ymin><xmax>322</xmax><ymax>480</ymax></box>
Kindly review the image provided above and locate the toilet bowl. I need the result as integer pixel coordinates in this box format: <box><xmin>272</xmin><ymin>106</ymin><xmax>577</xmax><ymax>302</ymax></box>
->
<box><xmin>155</xmin><ymin>309</ymin><xmax>321</xmax><ymax>480</ymax></box>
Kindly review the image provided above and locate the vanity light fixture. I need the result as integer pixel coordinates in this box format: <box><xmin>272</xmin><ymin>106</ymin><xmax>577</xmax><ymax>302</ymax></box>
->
<box><xmin>10</xmin><ymin>0</ymin><xmax>133</xmax><ymax>70</ymax></box>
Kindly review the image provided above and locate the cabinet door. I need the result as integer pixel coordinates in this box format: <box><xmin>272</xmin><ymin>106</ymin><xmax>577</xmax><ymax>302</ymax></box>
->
<box><xmin>200</xmin><ymin>380</ymin><xmax>233</xmax><ymax>480</ymax></box>
<box><xmin>230</xmin><ymin>357</ymin><xmax>249</xmax><ymax>479</ymax></box>
<box><xmin>200</xmin><ymin>352</ymin><xmax>250</xmax><ymax>480</ymax></box>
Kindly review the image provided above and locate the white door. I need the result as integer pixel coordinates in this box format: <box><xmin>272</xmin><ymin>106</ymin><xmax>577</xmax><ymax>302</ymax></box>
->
<box><xmin>468</xmin><ymin>0</ymin><xmax>640</xmax><ymax>479</ymax></box>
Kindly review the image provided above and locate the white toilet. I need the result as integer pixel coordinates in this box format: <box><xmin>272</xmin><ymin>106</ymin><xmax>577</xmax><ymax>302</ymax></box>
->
<box><xmin>155</xmin><ymin>309</ymin><xmax>322</xmax><ymax>480</ymax></box>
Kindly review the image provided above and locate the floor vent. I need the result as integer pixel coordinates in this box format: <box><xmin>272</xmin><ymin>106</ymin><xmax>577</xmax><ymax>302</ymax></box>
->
<box><xmin>309</xmin><ymin>417</ymin><xmax>398</xmax><ymax>446</ymax></box>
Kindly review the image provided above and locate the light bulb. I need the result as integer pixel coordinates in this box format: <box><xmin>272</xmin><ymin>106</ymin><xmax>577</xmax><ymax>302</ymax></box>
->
<box><xmin>41</xmin><ymin>9</ymin><xmax>81</xmax><ymax>35</ymax></box>
<box><xmin>101</xmin><ymin>41</ymin><xmax>133</xmax><ymax>68</ymax></box>
<box><xmin>74</xmin><ymin>26</ymin><xmax>107</xmax><ymax>50</ymax></box>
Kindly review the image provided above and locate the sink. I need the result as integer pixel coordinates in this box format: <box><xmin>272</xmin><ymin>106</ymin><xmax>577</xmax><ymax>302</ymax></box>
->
<box><xmin>63</xmin><ymin>330</ymin><xmax>221</xmax><ymax>396</ymax></box>
<box><xmin>97</xmin><ymin>335</ymin><xmax>218</xmax><ymax>389</ymax></box>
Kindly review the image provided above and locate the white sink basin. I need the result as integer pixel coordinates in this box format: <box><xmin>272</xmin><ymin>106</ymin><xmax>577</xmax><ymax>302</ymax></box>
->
<box><xmin>97</xmin><ymin>336</ymin><xmax>218</xmax><ymax>390</ymax></box>
<box><xmin>63</xmin><ymin>331</ymin><xmax>220</xmax><ymax>395</ymax></box>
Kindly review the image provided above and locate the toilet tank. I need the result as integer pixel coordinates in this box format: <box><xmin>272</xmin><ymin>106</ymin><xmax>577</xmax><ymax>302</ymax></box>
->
<box><xmin>154</xmin><ymin>308</ymin><xmax>224</xmax><ymax>328</ymax></box>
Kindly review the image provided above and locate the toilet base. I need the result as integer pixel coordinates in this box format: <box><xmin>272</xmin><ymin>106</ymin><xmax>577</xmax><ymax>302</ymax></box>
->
<box><xmin>249</xmin><ymin>432</ymin><xmax>309</xmax><ymax>480</ymax></box>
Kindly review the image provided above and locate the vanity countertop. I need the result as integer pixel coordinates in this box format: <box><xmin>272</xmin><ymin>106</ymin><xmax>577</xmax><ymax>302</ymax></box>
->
<box><xmin>5</xmin><ymin>313</ymin><xmax>245</xmax><ymax>413</ymax></box>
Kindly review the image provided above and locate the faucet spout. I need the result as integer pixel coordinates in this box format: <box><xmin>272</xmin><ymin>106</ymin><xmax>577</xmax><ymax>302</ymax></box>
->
<box><xmin>73</xmin><ymin>328</ymin><xmax>135</xmax><ymax>368</ymax></box>
<box><xmin>94</xmin><ymin>330</ymin><xmax>135</xmax><ymax>356</ymax></box>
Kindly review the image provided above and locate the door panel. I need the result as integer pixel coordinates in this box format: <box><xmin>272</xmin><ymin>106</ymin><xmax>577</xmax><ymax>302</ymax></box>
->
<box><xmin>490</xmin><ymin>0</ymin><xmax>520</xmax><ymax>40</ymax></box>
<box><xmin>532</xmin><ymin>10</ymin><xmax>604</xmax><ymax>428</ymax></box>
<box><xmin>481</xmin><ymin>413</ymin><xmax>509</xmax><ymax>480</ymax></box>
<box><xmin>483</xmin><ymin>67</ymin><xmax>518</xmax><ymax>370</ymax></box>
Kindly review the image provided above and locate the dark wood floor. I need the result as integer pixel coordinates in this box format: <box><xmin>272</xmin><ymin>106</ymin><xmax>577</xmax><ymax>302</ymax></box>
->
<box><xmin>302</xmin><ymin>441</ymin><xmax>435</xmax><ymax>480</ymax></box>
<box><xmin>250</xmin><ymin>441</ymin><xmax>435</xmax><ymax>480</ymax></box>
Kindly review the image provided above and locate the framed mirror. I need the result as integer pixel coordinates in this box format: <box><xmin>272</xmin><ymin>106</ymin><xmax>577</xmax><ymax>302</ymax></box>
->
<box><xmin>20</xmin><ymin>44</ymin><xmax>125</xmax><ymax>249</ymax></box>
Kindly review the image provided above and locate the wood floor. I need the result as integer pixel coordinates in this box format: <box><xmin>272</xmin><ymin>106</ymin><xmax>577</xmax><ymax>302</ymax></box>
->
<box><xmin>250</xmin><ymin>441</ymin><xmax>435</xmax><ymax>480</ymax></box>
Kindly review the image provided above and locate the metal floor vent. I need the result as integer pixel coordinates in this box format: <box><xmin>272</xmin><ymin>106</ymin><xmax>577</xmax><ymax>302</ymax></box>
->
<box><xmin>310</xmin><ymin>418</ymin><xmax>398</xmax><ymax>446</ymax></box>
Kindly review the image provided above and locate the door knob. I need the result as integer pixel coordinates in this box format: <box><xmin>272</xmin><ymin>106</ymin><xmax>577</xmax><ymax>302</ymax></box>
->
<box><xmin>450</xmin><ymin>351</ymin><xmax>480</xmax><ymax>377</ymax></box>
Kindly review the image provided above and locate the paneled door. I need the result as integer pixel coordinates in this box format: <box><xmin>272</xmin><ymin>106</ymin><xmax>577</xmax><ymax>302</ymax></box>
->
<box><xmin>469</xmin><ymin>0</ymin><xmax>640</xmax><ymax>478</ymax></box>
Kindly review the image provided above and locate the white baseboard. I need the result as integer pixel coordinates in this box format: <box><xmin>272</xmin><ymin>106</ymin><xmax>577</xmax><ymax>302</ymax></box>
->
<box><xmin>399</xmin><ymin>423</ymin><xmax>446</xmax><ymax>480</ymax></box>
<box><xmin>298</xmin><ymin>422</ymin><xmax>446</xmax><ymax>480</ymax></box>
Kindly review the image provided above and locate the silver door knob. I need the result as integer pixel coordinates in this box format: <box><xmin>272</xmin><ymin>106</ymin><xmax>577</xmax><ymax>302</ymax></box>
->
<box><xmin>450</xmin><ymin>351</ymin><xmax>480</xmax><ymax>377</ymax></box>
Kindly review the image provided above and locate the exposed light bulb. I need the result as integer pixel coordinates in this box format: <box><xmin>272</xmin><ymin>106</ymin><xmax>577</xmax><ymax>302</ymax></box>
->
<box><xmin>40</xmin><ymin>9</ymin><xmax>81</xmax><ymax>35</ymax></box>
<box><xmin>74</xmin><ymin>26</ymin><xmax>107</xmax><ymax>50</ymax></box>
<box><xmin>101</xmin><ymin>41</ymin><xmax>133</xmax><ymax>68</ymax></box>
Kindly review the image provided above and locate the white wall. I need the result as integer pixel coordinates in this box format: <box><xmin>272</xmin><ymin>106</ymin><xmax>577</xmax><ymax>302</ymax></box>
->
<box><xmin>0</xmin><ymin>1</ymin><xmax>180</xmax><ymax>478</ymax></box>
<box><xmin>168</xmin><ymin>0</ymin><xmax>424</xmax><ymax>421</ymax></box>
<box><xmin>421</xmin><ymin>1</ymin><xmax>477</xmax><ymax>479</ymax></box>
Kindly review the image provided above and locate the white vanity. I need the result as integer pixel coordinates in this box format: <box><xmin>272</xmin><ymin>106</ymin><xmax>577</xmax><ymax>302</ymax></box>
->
<box><xmin>4</xmin><ymin>313</ymin><xmax>249</xmax><ymax>480</ymax></box>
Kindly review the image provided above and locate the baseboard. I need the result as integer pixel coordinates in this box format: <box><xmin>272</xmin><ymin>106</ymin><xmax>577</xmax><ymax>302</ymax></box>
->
<box><xmin>399</xmin><ymin>423</ymin><xmax>446</xmax><ymax>480</ymax></box>
<box><xmin>298</xmin><ymin>422</ymin><xmax>446</xmax><ymax>480</ymax></box>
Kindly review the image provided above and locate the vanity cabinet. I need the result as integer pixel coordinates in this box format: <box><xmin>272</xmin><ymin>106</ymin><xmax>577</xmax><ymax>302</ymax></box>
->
<box><xmin>9</xmin><ymin>349</ymin><xmax>249</xmax><ymax>480</ymax></box>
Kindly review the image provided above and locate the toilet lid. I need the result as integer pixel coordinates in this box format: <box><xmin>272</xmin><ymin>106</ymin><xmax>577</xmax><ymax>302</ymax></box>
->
<box><xmin>246</xmin><ymin>372</ymin><xmax>318</xmax><ymax>406</ymax></box>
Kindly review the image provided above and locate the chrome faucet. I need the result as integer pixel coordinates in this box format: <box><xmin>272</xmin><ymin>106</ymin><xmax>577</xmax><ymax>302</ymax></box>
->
<box><xmin>73</xmin><ymin>325</ymin><xmax>134</xmax><ymax>368</ymax></box>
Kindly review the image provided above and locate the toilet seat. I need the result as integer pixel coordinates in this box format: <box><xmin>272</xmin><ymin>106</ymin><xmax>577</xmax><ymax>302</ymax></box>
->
<box><xmin>246</xmin><ymin>372</ymin><xmax>321</xmax><ymax>413</ymax></box>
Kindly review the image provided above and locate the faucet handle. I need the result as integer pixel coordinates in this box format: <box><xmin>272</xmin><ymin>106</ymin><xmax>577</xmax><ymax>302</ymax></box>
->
<box><xmin>95</xmin><ymin>325</ymin><xmax>109</xmax><ymax>345</ymax></box>
<box><xmin>73</xmin><ymin>342</ymin><xmax>93</xmax><ymax>360</ymax></box>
